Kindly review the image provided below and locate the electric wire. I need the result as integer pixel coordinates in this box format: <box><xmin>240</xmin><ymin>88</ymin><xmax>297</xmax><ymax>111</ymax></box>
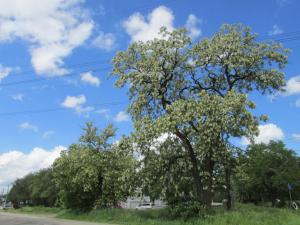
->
<box><xmin>0</xmin><ymin>101</ymin><xmax>127</xmax><ymax>117</ymax></box>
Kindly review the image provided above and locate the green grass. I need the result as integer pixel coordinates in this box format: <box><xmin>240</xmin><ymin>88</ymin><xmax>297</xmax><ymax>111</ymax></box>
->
<box><xmin>3</xmin><ymin>204</ymin><xmax>300</xmax><ymax>225</ymax></box>
<box><xmin>3</xmin><ymin>206</ymin><xmax>61</xmax><ymax>215</ymax></box>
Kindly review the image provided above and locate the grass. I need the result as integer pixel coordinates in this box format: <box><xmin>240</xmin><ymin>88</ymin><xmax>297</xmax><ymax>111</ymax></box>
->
<box><xmin>2</xmin><ymin>204</ymin><xmax>300</xmax><ymax>225</ymax></box>
<box><xmin>3</xmin><ymin>206</ymin><xmax>61</xmax><ymax>215</ymax></box>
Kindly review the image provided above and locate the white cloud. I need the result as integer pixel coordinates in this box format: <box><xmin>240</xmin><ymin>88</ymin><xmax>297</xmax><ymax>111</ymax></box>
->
<box><xmin>185</xmin><ymin>14</ymin><xmax>202</xmax><ymax>39</ymax></box>
<box><xmin>0</xmin><ymin>64</ymin><xmax>12</xmax><ymax>82</ymax></box>
<box><xmin>10</xmin><ymin>93</ymin><xmax>24</xmax><ymax>101</ymax></box>
<box><xmin>61</xmin><ymin>94</ymin><xmax>94</xmax><ymax>115</ymax></box>
<box><xmin>61</xmin><ymin>94</ymin><xmax>86</xmax><ymax>108</ymax></box>
<box><xmin>80</xmin><ymin>71</ymin><xmax>101</xmax><ymax>87</ymax></box>
<box><xmin>114</xmin><ymin>111</ymin><xmax>130</xmax><ymax>122</ymax></box>
<box><xmin>150</xmin><ymin>133</ymin><xmax>177</xmax><ymax>152</ymax></box>
<box><xmin>122</xmin><ymin>5</ymin><xmax>175</xmax><ymax>42</ymax></box>
<box><xmin>292</xmin><ymin>133</ymin><xmax>300</xmax><ymax>140</ymax></box>
<box><xmin>123</xmin><ymin>6</ymin><xmax>202</xmax><ymax>43</ymax></box>
<box><xmin>19</xmin><ymin>122</ymin><xmax>38</xmax><ymax>132</ymax></box>
<box><xmin>0</xmin><ymin>146</ymin><xmax>65</xmax><ymax>189</ymax></box>
<box><xmin>0</xmin><ymin>0</ymin><xmax>94</xmax><ymax>75</ymax></box>
<box><xmin>283</xmin><ymin>75</ymin><xmax>300</xmax><ymax>96</ymax></box>
<box><xmin>42</xmin><ymin>130</ymin><xmax>55</xmax><ymax>139</ymax></box>
<box><xmin>242</xmin><ymin>123</ymin><xmax>284</xmax><ymax>145</ymax></box>
<box><xmin>268</xmin><ymin>24</ymin><xmax>283</xmax><ymax>36</ymax></box>
<box><xmin>92</xmin><ymin>32</ymin><xmax>116</xmax><ymax>51</ymax></box>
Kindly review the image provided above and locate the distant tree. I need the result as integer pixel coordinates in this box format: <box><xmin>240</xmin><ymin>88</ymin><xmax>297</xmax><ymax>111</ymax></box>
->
<box><xmin>112</xmin><ymin>24</ymin><xmax>288</xmax><ymax>208</ymax></box>
<box><xmin>8</xmin><ymin>174</ymin><xmax>34</xmax><ymax>208</ymax></box>
<box><xmin>30</xmin><ymin>168</ymin><xmax>58</xmax><ymax>207</ymax></box>
<box><xmin>235</xmin><ymin>141</ymin><xmax>300</xmax><ymax>206</ymax></box>
<box><xmin>8</xmin><ymin>168</ymin><xmax>58</xmax><ymax>208</ymax></box>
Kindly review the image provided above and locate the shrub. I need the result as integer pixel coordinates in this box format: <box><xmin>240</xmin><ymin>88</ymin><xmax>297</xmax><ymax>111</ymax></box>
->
<box><xmin>167</xmin><ymin>201</ymin><xmax>207</xmax><ymax>220</ymax></box>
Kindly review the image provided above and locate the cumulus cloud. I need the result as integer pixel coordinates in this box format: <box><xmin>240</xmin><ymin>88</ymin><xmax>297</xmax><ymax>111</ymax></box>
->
<box><xmin>0</xmin><ymin>64</ymin><xmax>12</xmax><ymax>82</ymax></box>
<box><xmin>122</xmin><ymin>5</ymin><xmax>175</xmax><ymax>42</ymax></box>
<box><xmin>19</xmin><ymin>122</ymin><xmax>38</xmax><ymax>132</ymax></box>
<box><xmin>61</xmin><ymin>94</ymin><xmax>94</xmax><ymax>115</ymax></box>
<box><xmin>242</xmin><ymin>123</ymin><xmax>284</xmax><ymax>145</ymax></box>
<box><xmin>0</xmin><ymin>0</ymin><xmax>94</xmax><ymax>75</ymax></box>
<box><xmin>10</xmin><ymin>93</ymin><xmax>24</xmax><ymax>101</ymax></box>
<box><xmin>123</xmin><ymin>6</ymin><xmax>202</xmax><ymax>43</ymax></box>
<box><xmin>114</xmin><ymin>111</ymin><xmax>130</xmax><ymax>122</ymax></box>
<box><xmin>283</xmin><ymin>75</ymin><xmax>300</xmax><ymax>96</ymax></box>
<box><xmin>61</xmin><ymin>94</ymin><xmax>86</xmax><ymax>108</ymax></box>
<box><xmin>80</xmin><ymin>71</ymin><xmax>101</xmax><ymax>87</ymax></box>
<box><xmin>0</xmin><ymin>146</ymin><xmax>65</xmax><ymax>189</ymax></box>
<box><xmin>92</xmin><ymin>32</ymin><xmax>116</xmax><ymax>51</ymax></box>
<box><xmin>268</xmin><ymin>24</ymin><xmax>284</xmax><ymax>36</ymax></box>
<box><xmin>185</xmin><ymin>14</ymin><xmax>202</xmax><ymax>39</ymax></box>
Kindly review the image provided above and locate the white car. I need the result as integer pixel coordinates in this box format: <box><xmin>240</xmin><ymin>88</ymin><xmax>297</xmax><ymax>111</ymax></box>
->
<box><xmin>135</xmin><ymin>203</ymin><xmax>154</xmax><ymax>210</ymax></box>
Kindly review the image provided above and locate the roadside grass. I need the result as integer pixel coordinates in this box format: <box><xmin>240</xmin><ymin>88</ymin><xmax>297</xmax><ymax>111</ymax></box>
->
<box><xmin>3</xmin><ymin>206</ymin><xmax>61</xmax><ymax>215</ymax></box>
<box><xmin>3</xmin><ymin>204</ymin><xmax>300</xmax><ymax>225</ymax></box>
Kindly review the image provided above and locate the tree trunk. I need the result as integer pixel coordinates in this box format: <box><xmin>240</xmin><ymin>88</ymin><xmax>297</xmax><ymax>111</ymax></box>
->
<box><xmin>174</xmin><ymin>130</ymin><xmax>203</xmax><ymax>202</ymax></box>
<box><xmin>225</xmin><ymin>167</ymin><xmax>232</xmax><ymax>210</ymax></box>
<box><xmin>202</xmin><ymin>156</ymin><xmax>214</xmax><ymax>209</ymax></box>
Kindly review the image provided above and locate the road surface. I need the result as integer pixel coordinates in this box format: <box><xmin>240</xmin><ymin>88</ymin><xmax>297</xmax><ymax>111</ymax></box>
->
<box><xmin>0</xmin><ymin>212</ymin><xmax>113</xmax><ymax>225</ymax></box>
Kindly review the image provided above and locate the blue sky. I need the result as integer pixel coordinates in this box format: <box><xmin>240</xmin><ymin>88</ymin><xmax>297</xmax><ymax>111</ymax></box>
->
<box><xmin>0</xmin><ymin>0</ymin><xmax>300</xmax><ymax>189</ymax></box>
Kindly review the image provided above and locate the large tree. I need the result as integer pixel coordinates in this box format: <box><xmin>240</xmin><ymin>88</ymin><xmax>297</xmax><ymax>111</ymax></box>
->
<box><xmin>112</xmin><ymin>24</ymin><xmax>288</xmax><ymax>208</ymax></box>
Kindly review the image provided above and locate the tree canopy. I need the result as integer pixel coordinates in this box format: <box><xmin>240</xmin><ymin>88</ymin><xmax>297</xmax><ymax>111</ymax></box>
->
<box><xmin>112</xmin><ymin>24</ymin><xmax>288</xmax><ymax>208</ymax></box>
<box><xmin>53</xmin><ymin>123</ymin><xmax>137</xmax><ymax>210</ymax></box>
<box><xmin>235</xmin><ymin>141</ymin><xmax>300</xmax><ymax>206</ymax></box>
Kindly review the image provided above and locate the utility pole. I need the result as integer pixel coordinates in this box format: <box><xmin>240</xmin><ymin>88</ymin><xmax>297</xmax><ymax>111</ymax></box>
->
<box><xmin>5</xmin><ymin>185</ymin><xmax>10</xmax><ymax>204</ymax></box>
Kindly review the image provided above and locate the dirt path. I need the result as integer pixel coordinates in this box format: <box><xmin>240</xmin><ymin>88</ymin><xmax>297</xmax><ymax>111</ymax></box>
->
<box><xmin>0</xmin><ymin>212</ymin><xmax>115</xmax><ymax>225</ymax></box>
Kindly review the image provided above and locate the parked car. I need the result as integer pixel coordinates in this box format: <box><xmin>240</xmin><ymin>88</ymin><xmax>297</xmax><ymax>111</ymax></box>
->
<box><xmin>135</xmin><ymin>203</ymin><xmax>154</xmax><ymax>210</ymax></box>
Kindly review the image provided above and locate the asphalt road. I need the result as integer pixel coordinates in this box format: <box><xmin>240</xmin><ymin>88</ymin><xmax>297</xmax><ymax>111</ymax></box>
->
<box><xmin>0</xmin><ymin>212</ymin><xmax>113</xmax><ymax>225</ymax></box>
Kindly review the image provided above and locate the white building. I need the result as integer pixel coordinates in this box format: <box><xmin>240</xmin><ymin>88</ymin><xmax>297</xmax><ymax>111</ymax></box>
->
<box><xmin>121</xmin><ymin>196</ymin><xmax>166</xmax><ymax>209</ymax></box>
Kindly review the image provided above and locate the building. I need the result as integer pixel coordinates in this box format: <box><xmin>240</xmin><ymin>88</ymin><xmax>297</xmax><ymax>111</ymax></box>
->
<box><xmin>121</xmin><ymin>196</ymin><xmax>166</xmax><ymax>209</ymax></box>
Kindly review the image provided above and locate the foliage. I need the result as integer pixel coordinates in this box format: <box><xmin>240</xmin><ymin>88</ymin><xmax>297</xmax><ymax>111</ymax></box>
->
<box><xmin>167</xmin><ymin>201</ymin><xmax>208</xmax><ymax>220</ymax></box>
<box><xmin>30</xmin><ymin>168</ymin><xmax>58</xmax><ymax>207</ymax></box>
<box><xmin>8</xmin><ymin>168</ymin><xmax>58</xmax><ymax>208</ymax></box>
<box><xmin>99</xmin><ymin>136</ymin><xmax>139</xmax><ymax>207</ymax></box>
<box><xmin>235</xmin><ymin>141</ymin><xmax>300</xmax><ymax>206</ymax></box>
<box><xmin>111</xmin><ymin>24</ymin><xmax>288</xmax><ymax>207</ymax></box>
<box><xmin>53</xmin><ymin>123</ymin><xmax>138</xmax><ymax>210</ymax></box>
<box><xmin>53</xmin><ymin>144</ymin><xmax>104</xmax><ymax>210</ymax></box>
<box><xmin>139</xmin><ymin>138</ymin><xmax>193</xmax><ymax>205</ymax></box>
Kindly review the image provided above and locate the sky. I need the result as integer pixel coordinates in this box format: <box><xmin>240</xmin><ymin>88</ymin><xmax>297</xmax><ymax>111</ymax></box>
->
<box><xmin>0</xmin><ymin>0</ymin><xmax>300</xmax><ymax>190</ymax></box>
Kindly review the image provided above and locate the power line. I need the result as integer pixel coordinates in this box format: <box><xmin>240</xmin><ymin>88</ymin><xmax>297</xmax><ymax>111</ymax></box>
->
<box><xmin>0</xmin><ymin>101</ymin><xmax>127</xmax><ymax>117</ymax></box>
<box><xmin>259</xmin><ymin>30</ymin><xmax>300</xmax><ymax>43</ymax></box>
<box><xmin>5</xmin><ymin>58</ymin><xmax>112</xmax><ymax>81</ymax></box>
<box><xmin>0</xmin><ymin>27</ymin><xmax>299</xmax><ymax>94</ymax></box>
<box><xmin>0</xmin><ymin>66</ymin><xmax>111</xmax><ymax>87</ymax></box>
<box><xmin>260</xmin><ymin>30</ymin><xmax>300</xmax><ymax>39</ymax></box>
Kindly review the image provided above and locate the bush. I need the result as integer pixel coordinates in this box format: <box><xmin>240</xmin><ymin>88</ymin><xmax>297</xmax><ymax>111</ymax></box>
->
<box><xmin>167</xmin><ymin>201</ymin><xmax>207</xmax><ymax>220</ymax></box>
